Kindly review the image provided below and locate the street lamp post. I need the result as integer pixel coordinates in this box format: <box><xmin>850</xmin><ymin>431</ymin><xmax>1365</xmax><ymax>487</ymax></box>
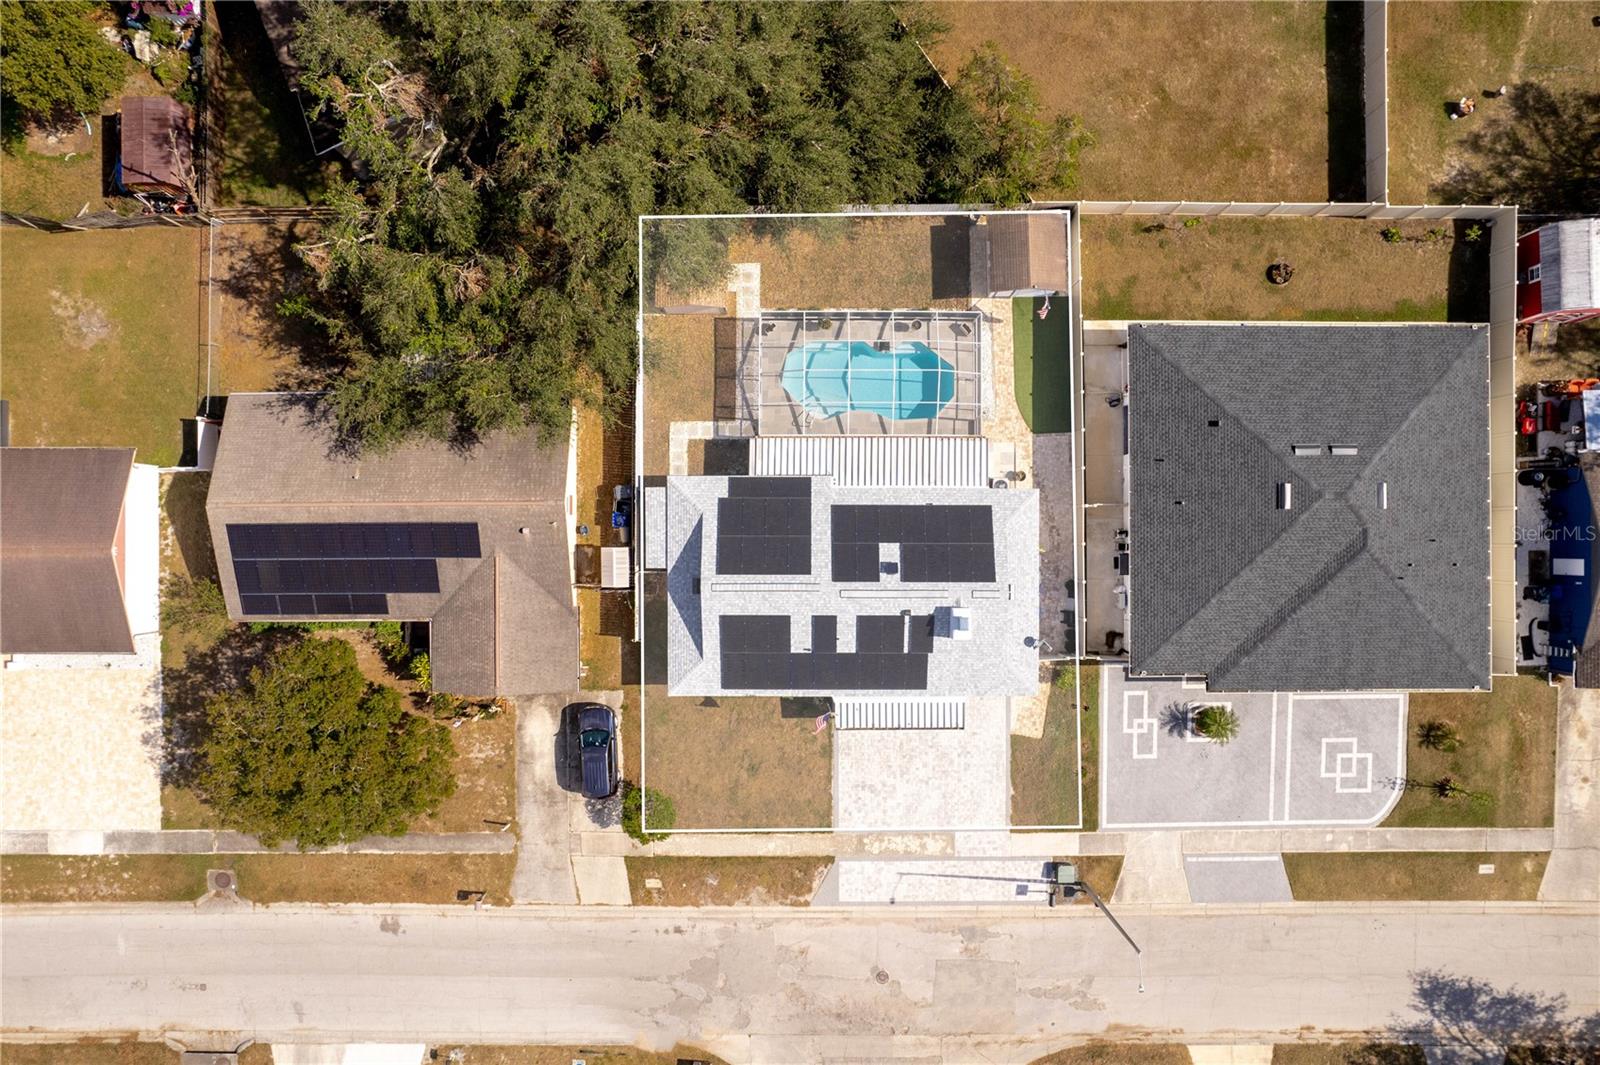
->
<box><xmin>1049</xmin><ymin>862</ymin><xmax>1145</xmax><ymax>993</ymax></box>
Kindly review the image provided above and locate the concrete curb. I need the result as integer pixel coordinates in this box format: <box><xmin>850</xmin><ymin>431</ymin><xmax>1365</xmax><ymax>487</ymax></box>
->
<box><xmin>0</xmin><ymin>830</ymin><xmax>516</xmax><ymax>856</ymax></box>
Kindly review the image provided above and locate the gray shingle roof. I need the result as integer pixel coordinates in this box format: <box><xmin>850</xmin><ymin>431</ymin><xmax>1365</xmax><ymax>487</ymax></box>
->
<box><xmin>206</xmin><ymin>394</ymin><xmax>578</xmax><ymax>697</ymax></box>
<box><xmin>1128</xmin><ymin>323</ymin><xmax>1491</xmax><ymax>691</ymax></box>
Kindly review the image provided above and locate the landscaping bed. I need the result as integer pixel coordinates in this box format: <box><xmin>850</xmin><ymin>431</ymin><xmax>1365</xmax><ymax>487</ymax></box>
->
<box><xmin>1028</xmin><ymin>1043</ymin><xmax>1193</xmax><ymax>1065</ymax></box>
<box><xmin>1273</xmin><ymin>1047</ymin><xmax>1424</xmax><ymax>1065</ymax></box>
<box><xmin>0</xmin><ymin>1044</ymin><xmax>270</xmax><ymax>1065</ymax></box>
<box><xmin>626</xmin><ymin>857</ymin><xmax>832</xmax><ymax>906</ymax></box>
<box><xmin>1283</xmin><ymin>851</ymin><xmax>1548</xmax><ymax>902</ymax></box>
<box><xmin>1011</xmin><ymin>664</ymin><xmax>1096</xmax><ymax>828</ymax></box>
<box><xmin>1079</xmin><ymin>215</ymin><xmax>1464</xmax><ymax>323</ymax></box>
<box><xmin>0</xmin><ymin>228</ymin><xmax>203</xmax><ymax>465</ymax></box>
<box><xmin>1384</xmin><ymin>675</ymin><xmax>1557</xmax><ymax>829</ymax></box>
<box><xmin>0</xmin><ymin>853</ymin><xmax>517</xmax><ymax>906</ymax></box>
<box><xmin>921</xmin><ymin>1</ymin><xmax>1343</xmax><ymax>202</ymax></box>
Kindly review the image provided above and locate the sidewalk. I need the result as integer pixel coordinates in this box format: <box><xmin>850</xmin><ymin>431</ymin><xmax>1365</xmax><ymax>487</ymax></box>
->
<box><xmin>1540</xmin><ymin>682</ymin><xmax>1600</xmax><ymax>902</ymax></box>
<box><xmin>0</xmin><ymin>830</ymin><xmax>513</xmax><ymax>856</ymax></box>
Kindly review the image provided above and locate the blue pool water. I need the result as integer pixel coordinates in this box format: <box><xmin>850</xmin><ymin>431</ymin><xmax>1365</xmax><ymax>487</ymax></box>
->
<box><xmin>780</xmin><ymin>340</ymin><xmax>956</xmax><ymax>420</ymax></box>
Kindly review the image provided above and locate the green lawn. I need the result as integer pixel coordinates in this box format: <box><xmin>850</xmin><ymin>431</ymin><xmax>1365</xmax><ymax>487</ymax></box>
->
<box><xmin>1012</xmin><ymin>664</ymin><xmax>1097</xmax><ymax>828</ymax></box>
<box><xmin>1385</xmin><ymin>676</ymin><xmax>1557</xmax><ymax>828</ymax></box>
<box><xmin>0</xmin><ymin>227</ymin><xmax>202</xmax><ymax>465</ymax></box>
<box><xmin>0</xmin><ymin>147</ymin><xmax>105</xmax><ymax>219</ymax></box>
<box><xmin>1284</xmin><ymin>851</ymin><xmax>1548</xmax><ymax>902</ymax></box>
<box><xmin>1079</xmin><ymin>216</ymin><xmax>1461</xmax><ymax>323</ymax></box>
<box><xmin>1012</xmin><ymin>297</ymin><xmax>1073</xmax><ymax>433</ymax></box>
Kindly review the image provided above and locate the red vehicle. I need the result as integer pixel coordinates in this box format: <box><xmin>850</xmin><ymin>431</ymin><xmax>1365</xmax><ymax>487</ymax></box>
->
<box><xmin>1519</xmin><ymin>400</ymin><xmax>1539</xmax><ymax>435</ymax></box>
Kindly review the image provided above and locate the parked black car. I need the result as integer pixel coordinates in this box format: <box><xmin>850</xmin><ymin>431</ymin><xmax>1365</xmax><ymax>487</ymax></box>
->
<box><xmin>576</xmin><ymin>704</ymin><xmax>619</xmax><ymax>799</ymax></box>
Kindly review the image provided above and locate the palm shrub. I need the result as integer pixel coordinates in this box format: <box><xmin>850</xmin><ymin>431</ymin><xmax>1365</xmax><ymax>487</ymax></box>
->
<box><xmin>1193</xmin><ymin>705</ymin><xmax>1241</xmax><ymax>745</ymax></box>
<box><xmin>621</xmin><ymin>782</ymin><xmax>675</xmax><ymax>844</ymax></box>
<box><xmin>1417</xmin><ymin>719</ymin><xmax>1460</xmax><ymax>752</ymax></box>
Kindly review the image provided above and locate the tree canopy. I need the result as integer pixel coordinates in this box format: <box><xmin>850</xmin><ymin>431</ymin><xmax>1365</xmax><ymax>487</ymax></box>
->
<box><xmin>0</xmin><ymin>1</ymin><xmax>128</xmax><ymax>128</ymax></box>
<box><xmin>199</xmin><ymin>636</ymin><xmax>455</xmax><ymax>848</ymax></box>
<box><xmin>286</xmin><ymin>1</ymin><xmax>1089</xmax><ymax>450</ymax></box>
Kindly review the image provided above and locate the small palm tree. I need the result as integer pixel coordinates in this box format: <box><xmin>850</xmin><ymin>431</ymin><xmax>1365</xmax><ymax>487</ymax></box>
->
<box><xmin>1193</xmin><ymin>705</ymin><xmax>1241</xmax><ymax>745</ymax></box>
<box><xmin>1417</xmin><ymin>719</ymin><xmax>1460</xmax><ymax>752</ymax></box>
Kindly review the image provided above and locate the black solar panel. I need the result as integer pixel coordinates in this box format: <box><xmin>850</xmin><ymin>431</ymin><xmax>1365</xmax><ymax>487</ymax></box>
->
<box><xmin>227</xmin><ymin>521</ymin><xmax>473</xmax><ymax>618</ymax></box>
<box><xmin>718</xmin><ymin>614</ymin><xmax>933</xmax><ymax>691</ymax></box>
<box><xmin>831</xmin><ymin>504</ymin><xmax>995</xmax><ymax>583</ymax></box>
<box><xmin>716</xmin><ymin>481</ymin><xmax>812</xmax><ymax>576</ymax></box>
<box><xmin>226</xmin><ymin>522</ymin><xmax>481</xmax><ymax>560</ymax></box>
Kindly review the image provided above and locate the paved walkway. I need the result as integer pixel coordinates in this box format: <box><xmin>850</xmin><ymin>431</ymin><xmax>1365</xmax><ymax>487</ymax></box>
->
<box><xmin>1540</xmin><ymin>682</ymin><xmax>1600</xmax><ymax>902</ymax></box>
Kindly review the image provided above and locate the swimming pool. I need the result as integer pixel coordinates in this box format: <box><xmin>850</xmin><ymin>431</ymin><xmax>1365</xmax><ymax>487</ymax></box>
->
<box><xmin>779</xmin><ymin>340</ymin><xmax>956</xmax><ymax>421</ymax></box>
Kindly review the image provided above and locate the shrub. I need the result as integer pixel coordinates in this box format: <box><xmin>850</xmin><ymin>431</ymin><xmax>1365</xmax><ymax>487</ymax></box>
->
<box><xmin>409</xmin><ymin>650</ymin><xmax>431</xmax><ymax>690</ymax></box>
<box><xmin>199</xmin><ymin>637</ymin><xmax>456</xmax><ymax>848</ymax></box>
<box><xmin>1464</xmin><ymin>223</ymin><xmax>1484</xmax><ymax>243</ymax></box>
<box><xmin>160</xmin><ymin>574</ymin><xmax>230</xmax><ymax>646</ymax></box>
<box><xmin>0</xmin><ymin>1</ymin><xmax>130</xmax><ymax>122</ymax></box>
<box><xmin>1381</xmin><ymin>226</ymin><xmax>1404</xmax><ymax>243</ymax></box>
<box><xmin>429</xmin><ymin>691</ymin><xmax>463</xmax><ymax>720</ymax></box>
<box><xmin>147</xmin><ymin>19</ymin><xmax>179</xmax><ymax>47</ymax></box>
<box><xmin>1193</xmin><ymin>705</ymin><xmax>1241</xmax><ymax>745</ymax></box>
<box><xmin>152</xmin><ymin>49</ymin><xmax>188</xmax><ymax>88</ymax></box>
<box><xmin>1417</xmin><ymin>719</ymin><xmax>1461</xmax><ymax>752</ymax></box>
<box><xmin>621</xmin><ymin>782</ymin><xmax>675</xmax><ymax>843</ymax></box>
<box><xmin>1182</xmin><ymin>216</ymin><xmax>1202</xmax><ymax>229</ymax></box>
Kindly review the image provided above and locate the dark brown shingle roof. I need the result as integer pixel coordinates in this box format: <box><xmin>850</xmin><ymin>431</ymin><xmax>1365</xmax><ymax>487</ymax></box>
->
<box><xmin>987</xmin><ymin>213</ymin><xmax>1068</xmax><ymax>294</ymax></box>
<box><xmin>119</xmin><ymin>95</ymin><xmax>192</xmax><ymax>193</ymax></box>
<box><xmin>1</xmin><ymin>448</ymin><xmax>135</xmax><ymax>654</ymax></box>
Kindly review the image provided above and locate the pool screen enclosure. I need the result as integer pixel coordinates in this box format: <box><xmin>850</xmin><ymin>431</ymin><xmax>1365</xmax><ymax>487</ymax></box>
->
<box><xmin>736</xmin><ymin>308</ymin><xmax>985</xmax><ymax>436</ymax></box>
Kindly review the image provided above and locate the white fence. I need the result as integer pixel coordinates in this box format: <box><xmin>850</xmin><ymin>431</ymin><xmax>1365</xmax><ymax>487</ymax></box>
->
<box><xmin>1363</xmin><ymin>0</ymin><xmax>1390</xmax><ymax>203</ymax></box>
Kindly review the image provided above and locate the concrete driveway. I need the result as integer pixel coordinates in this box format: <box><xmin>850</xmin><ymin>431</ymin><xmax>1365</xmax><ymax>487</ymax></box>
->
<box><xmin>512</xmin><ymin>692</ymin><xmax>628</xmax><ymax>905</ymax></box>
<box><xmin>1099</xmin><ymin>665</ymin><xmax>1407</xmax><ymax>828</ymax></box>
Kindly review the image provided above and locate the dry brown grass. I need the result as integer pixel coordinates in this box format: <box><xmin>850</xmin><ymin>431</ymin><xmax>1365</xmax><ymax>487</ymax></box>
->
<box><xmin>921</xmin><ymin>1</ymin><xmax>1335</xmax><ymax>202</ymax></box>
<box><xmin>410</xmin><ymin>705</ymin><xmax>517</xmax><ymax>834</ymax></box>
<box><xmin>1028</xmin><ymin>1043</ymin><xmax>1193</xmax><ymax>1065</ymax></box>
<box><xmin>725</xmin><ymin>216</ymin><xmax>967</xmax><ymax>311</ymax></box>
<box><xmin>0</xmin><ymin>853</ymin><xmax>517</xmax><ymax>906</ymax></box>
<box><xmin>1387</xmin><ymin>1</ymin><xmax>1598</xmax><ymax>205</ymax></box>
<box><xmin>1079</xmin><ymin>215</ymin><xmax>1459</xmax><ymax>322</ymax></box>
<box><xmin>641</xmin><ymin>314</ymin><xmax>716</xmax><ymax>477</ymax></box>
<box><xmin>642</xmin><ymin>685</ymin><xmax>833</xmax><ymax>830</ymax></box>
<box><xmin>1283</xmin><ymin>851</ymin><xmax>1548</xmax><ymax>901</ymax></box>
<box><xmin>211</xmin><ymin>222</ymin><xmax>328</xmax><ymax>394</ymax></box>
<box><xmin>0</xmin><ymin>1043</ymin><xmax>272</xmax><ymax>1065</ymax></box>
<box><xmin>1273</xmin><ymin>1046</ymin><xmax>1424</xmax><ymax>1065</ymax></box>
<box><xmin>1386</xmin><ymin>675</ymin><xmax>1557</xmax><ymax>828</ymax></box>
<box><xmin>627</xmin><ymin>856</ymin><xmax>832</xmax><ymax>906</ymax></box>
<box><xmin>574</xmin><ymin>404</ymin><xmax>634</xmax><ymax>689</ymax></box>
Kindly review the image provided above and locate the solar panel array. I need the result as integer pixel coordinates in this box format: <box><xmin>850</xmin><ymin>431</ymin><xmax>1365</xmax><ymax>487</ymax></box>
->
<box><xmin>719</xmin><ymin>613</ymin><xmax>934</xmax><ymax>691</ymax></box>
<box><xmin>715</xmin><ymin>477</ymin><xmax>812</xmax><ymax>576</ymax></box>
<box><xmin>227</xmin><ymin>522</ymin><xmax>481</xmax><ymax>616</ymax></box>
<box><xmin>830</xmin><ymin>504</ymin><xmax>995</xmax><ymax>583</ymax></box>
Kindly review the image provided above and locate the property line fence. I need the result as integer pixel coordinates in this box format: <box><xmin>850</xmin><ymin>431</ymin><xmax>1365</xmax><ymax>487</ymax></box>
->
<box><xmin>1363</xmin><ymin>0</ymin><xmax>1390</xmax><ymax>204</ymax></box>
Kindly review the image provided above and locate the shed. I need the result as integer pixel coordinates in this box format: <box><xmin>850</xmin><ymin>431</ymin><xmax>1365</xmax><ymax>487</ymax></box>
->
<box><xmin>1517</xmin><ymin>219</ymin><xmax>1600</xmax><ymax>325</ymax></box>
<box><xmin>981</xmin><ymin>213</ymin><xmax>1069</xmax><ymax>297</ymax></box>
<box><xmin>118</xmin><ymin>95</ymin><xmax>194</xmax><ymax>197</ymax></box>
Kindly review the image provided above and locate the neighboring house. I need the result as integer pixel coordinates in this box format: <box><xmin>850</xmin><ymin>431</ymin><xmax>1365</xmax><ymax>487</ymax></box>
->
<box><xmin>1</xmin><ymin>446</ymin><xmax>163</xmax><ymax>833</ymax></box>
<box><xmin>205</xmin><ymin>393</ymin><xmax>580</xmax><ymax>697</ymax></box>
<box><xmin>117</xmin><ymin>95</ymin><xmax>194</xmax><ymax>199</ymax></box>
<box><xmin>1126</xmin><ymin>322</ymin><xmax>1491</xmax><ymax>692</ymax></box>
<box><xmin>1517</xmin><ymin>218</ymin><xmax>1600</xmax><ymax>326</ymax></box>
<box><xmin>1</xmin><ymin>447</ymin><xmax>153</xmax><ymax>657</ymax></box>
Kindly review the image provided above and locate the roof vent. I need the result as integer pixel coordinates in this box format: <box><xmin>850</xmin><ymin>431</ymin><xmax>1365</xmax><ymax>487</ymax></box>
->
<box><xmin>1379</xmin><ymin>481</ymin><xmax>1389</xmax><ymax>509</ymax></box>
<box><xmin>1330</xmin><ymin>445</ymin><xmax>1359</xmax><ymax>456</ymax></box>
<box><xmin>1276</xmin><ymin>482</ymin><xmax>1293</xmax><ymax>510</ymax></box>
<box><xmin>1207</xmin><ymin>419</ymin><xmax>1220</xmax><ymax>427</ymax></box>
<box><xmin>1292</xmin><ymin>445</ymin><xmax>1320</xmax><ymax>457</ymax></box>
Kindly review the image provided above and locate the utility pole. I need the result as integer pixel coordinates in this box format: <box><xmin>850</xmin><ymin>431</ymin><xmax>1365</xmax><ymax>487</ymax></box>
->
<box><xmin>1049</xmin><ymin>862</ymin><xmax>1145</xmax><ymax>993</ymax></box>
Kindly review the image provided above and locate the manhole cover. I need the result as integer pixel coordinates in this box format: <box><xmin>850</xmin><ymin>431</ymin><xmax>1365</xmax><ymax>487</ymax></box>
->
<box><xmin>874</xmin><ymin>969</ymin><xmax>890</xmax><ymax>985</ymax></box>
<box><xmin>206</xmin><ymin>870</ymin><xmax>235</xmax><ymax>892</ymax></box>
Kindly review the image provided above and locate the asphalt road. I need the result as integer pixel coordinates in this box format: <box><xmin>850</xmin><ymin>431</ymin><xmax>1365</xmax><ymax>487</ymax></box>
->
<box><xmin>3</xmin><ymin>904</ymin><xmax>1597</xmax><ymax>1062</ymax></box>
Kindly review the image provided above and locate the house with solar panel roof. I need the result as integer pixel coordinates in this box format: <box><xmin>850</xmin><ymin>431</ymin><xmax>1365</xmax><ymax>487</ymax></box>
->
<box><xmin>206</xmin><ymin>393</ymin><xmax>579</xmax><ymax>697</ymax></box>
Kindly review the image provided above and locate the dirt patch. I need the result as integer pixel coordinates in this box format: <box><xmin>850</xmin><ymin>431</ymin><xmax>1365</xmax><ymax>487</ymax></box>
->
<box><xmin>49</xmin><ymin>289</ymin><xmax>115</xmax><ymax>349</ymax></box>
<box><xmin>24</xmin><ymin>120</ymin><xmax>94</xmax><ymax>157</ymax></box>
